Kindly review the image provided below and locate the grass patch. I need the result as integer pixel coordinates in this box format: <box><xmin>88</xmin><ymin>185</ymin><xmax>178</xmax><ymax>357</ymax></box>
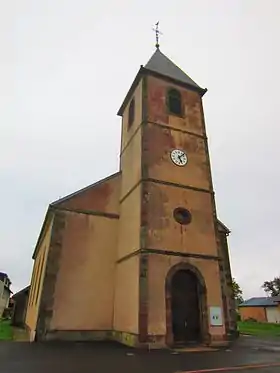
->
<box><xmin>238</xmin><ymin>321</ymin><xmax>280</xmax><ymax>337</ymax></box>
<box><xmin>0</xmin><ymin>319</ymin><xmax>13</xmax><ymax>341</ymax></box>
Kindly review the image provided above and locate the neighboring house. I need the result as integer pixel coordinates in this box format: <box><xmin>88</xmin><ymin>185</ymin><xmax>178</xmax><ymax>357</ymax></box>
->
<box><xmin>0</xmin><ymin>272</ymin><xmax>12</xmax><ymax>317</ymax></box>
<box><xmin>11</xmin><ymin>286</ymin><xmax>30</xmax><ymax>327</ymax></box>
<box><xmin>239</xmin><ymin>297</ymin><xmax>280</xmax><ymax>323</ymax></box>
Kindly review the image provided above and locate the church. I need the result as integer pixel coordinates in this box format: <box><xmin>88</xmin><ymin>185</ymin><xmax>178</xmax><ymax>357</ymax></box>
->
<box><xmin>25</xmin><ymin>45</ymin><xmax>237</xmax><ymax>348</ymax></box>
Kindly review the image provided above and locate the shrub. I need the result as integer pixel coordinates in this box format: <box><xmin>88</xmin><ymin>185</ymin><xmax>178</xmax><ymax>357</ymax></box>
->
<box><xmin>245</xmin><ymin>317</ymin><xmax>257</xmax><ymax>322</ymax></box>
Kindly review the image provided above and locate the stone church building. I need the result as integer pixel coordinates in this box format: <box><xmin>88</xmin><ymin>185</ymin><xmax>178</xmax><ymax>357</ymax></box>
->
<box><xmin>25</xmin><ymin>47</ymin><xmax>237</xmax><ymax>348</ymax></box>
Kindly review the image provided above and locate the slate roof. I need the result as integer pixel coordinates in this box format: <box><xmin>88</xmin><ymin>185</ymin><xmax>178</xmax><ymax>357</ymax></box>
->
<box><xmin>145</xmin><ymin>48</ymin><xmax>203</xmax><ymax>92</ymax></box>
<box><xmin>51</xmin><ymin>171</ymin><xmax>121</xmax><ymax>206</ymax></box>
<box><xmin>217</xmin><ymin>219</ymin><xmax>231</xmax><ymax>234</ymax></box>
<box><xmin>0</xmin><ymin>272</ymin><xmax>9</xmax><ymax>281</ymax></box>
<box><xmin>239</xmin><ymin>297</ymin><xmax>280</xmax><ymax>307</ymax></box>
<box><xmin>117</xmin><ymin>48</ymin><xmax>206</xmax><ymax>116</ymax></box>
<box><xmin>12</xmin><ymin>286</ymin><xmax>30</xmax><ymax>299</ymax></box>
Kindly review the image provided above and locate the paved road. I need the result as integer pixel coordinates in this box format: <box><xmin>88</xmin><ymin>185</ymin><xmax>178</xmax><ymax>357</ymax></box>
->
<box><xmin>0</xmin><ymin>337</ymin><xmax>280</xmax><ymax>373</ymax></box>
<box><xmin>237</xmin><ymin>335</ymin><xmax>280</xmax><ymax>352</ymax></box>
<box><xmin>184</xmin><ymin>368</ymin><xmax>280</xmax><ymax>373</ymax></box>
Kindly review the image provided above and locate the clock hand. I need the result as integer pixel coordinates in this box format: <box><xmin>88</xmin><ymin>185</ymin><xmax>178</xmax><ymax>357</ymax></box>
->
<box><xmin>178</xmin><ymin>154</ymin><xmax>183</xmax><ymax>163</ymax></box>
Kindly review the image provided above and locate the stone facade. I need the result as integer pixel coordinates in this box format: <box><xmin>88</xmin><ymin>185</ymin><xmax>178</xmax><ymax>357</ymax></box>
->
<box><xmin>25</xmin><ymin>49</ymin><xmax>237</xmax><ymax>348</ymax></box>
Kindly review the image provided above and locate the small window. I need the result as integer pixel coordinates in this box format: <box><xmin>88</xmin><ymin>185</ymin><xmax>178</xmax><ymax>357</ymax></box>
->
<box><xmin>128</xmin><ymin>98</ymin><xmax>135</xmax><ymax>129</ymax></box>
<box><xmin>173</xmin><ymin>207</ymin><xmax>192</xmax><ymax>225</ymax></box>
<box><xmin>167</xmin><ymin>88</ymin><xmax>182</xmax><ymax>116</ymax></box>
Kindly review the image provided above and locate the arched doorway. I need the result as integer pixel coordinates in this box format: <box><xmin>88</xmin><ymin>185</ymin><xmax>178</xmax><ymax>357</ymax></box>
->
<box><xmin>171</xmin><ymin>270</ymin><xmax>201</xmax><ymax>344</ymax></box>
<box><xmin>166</xmin><ymin>263</ymin><xmax>208</xmax><ymax>346</ymax></box>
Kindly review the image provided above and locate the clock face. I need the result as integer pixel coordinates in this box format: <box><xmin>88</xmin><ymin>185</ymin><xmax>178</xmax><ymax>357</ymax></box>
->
<box><xmin>170</xmin><ymin>149</ymin><xmax>188</xmax><ymax>166</ymax></box>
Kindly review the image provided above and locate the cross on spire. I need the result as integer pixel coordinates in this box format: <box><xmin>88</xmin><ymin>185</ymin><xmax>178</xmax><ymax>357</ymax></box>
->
<box><xmin>152</xmin><ymin>21</ymin><xmax>162</xmax><ymax>49</ymax></box>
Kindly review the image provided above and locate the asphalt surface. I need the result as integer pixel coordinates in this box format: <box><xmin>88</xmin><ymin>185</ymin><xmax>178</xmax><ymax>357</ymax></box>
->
<box><xmin>237</xmin><ymin>335</ymin><xmax>280</xmax><ymax>352</ymax></box>
<box><xmin>219</xmin><ymin>369</ymin><xmax>280</xmax><ymax>373</ymax></box>
<box><xmin>0</xmin><ymin>336</ymin><xmax>280</xmax><ymax>373</ymax></box>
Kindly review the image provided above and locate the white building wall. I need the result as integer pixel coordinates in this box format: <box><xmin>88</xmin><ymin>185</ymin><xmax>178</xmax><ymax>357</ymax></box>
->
<box><xmin>0</xmin><ymin>280</ymin><xmax>10</xmax><ymax>317</ymax></box>
<box><xmin>266</xmin><ymin>307</ymin><xmax>280</xmax><ymax>323</ymax></box>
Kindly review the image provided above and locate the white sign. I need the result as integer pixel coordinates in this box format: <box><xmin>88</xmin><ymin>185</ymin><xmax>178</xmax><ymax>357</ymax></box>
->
<box><xmin>209</xmin><ymin>306</ymin><xmax>223</xmax><ymax>326</ymax></box>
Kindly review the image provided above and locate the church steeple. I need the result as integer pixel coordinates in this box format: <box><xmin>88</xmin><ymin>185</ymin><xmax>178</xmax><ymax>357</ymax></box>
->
<box><xmin>115</xmin><ymin>41</ymin><xmax>236</xmax><ymax>347</ymax></box>
<box><xmin>144</xmin><ymin>49</ymin><xmax>205</xmax><ymax>94</ymax></box>
<box><xmin>117</xmin><ymin>49</ymin><xmax>206</xmax><ymax>116</ymax></box>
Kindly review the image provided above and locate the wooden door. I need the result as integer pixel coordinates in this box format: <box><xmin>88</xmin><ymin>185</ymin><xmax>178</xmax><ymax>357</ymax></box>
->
<box><xmin>171</xmin><ymin>270</ymin><xmax>201</xmax><ymax>344</ymax></box>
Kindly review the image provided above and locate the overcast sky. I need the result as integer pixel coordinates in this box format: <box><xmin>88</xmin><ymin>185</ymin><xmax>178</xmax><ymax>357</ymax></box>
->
<box><xmin>1</xmin><ymin>0</ymin><xmax>279</xmax><ymax>299</ymax></box>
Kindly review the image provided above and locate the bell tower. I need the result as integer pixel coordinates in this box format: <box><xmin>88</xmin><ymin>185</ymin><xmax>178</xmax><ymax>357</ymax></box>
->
<box><xmin>113</xmin><ymin>47</ymin><xmax>237</xmax><ymax>347</ymax></box>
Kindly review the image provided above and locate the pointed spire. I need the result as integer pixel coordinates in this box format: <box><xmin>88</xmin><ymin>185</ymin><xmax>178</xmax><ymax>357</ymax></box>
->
<box><xmin>117</xmin><ymin>49</ymin><xmax>206</xmax><ymax>116</ymax></box>
<box><xmin>144</xmin><ymin>49</ymin><xmax>204</xmax><ymax>91</ymax></box>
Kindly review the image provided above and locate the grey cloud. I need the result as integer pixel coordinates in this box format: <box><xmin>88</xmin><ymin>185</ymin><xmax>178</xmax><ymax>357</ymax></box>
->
<box><xmin>1</xmin><ymin>0</ymin><xmax>279</xmax><ymax>297</ymax></box>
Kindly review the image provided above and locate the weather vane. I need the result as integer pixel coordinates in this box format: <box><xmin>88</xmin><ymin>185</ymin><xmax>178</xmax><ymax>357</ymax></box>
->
<box><xmin>152</xmin><ymin>21</ymin><xmax>162</xmax><ymax>49</ymax></box>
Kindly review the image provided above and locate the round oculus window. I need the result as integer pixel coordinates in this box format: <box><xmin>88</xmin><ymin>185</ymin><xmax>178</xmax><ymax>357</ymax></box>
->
<box><xmin>173</xmin><ymin>208</ymin><xmax>192</xmax><ymax>225</ymax></box>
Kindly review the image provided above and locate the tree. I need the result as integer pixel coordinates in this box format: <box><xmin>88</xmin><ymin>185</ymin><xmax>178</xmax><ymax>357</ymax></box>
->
<box><xmin>232</xmin><ymin>278</ymin><xmax>244</xmax><ymax>304</ymax></box>
<box><xmin>262</xmin><ymin>277</ymin><xmax>280</xmax><ymax>297</ymax></box>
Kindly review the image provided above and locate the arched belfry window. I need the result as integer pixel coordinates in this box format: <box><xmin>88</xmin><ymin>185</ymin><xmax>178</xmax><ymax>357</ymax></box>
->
<box><xmin>167</xmin><ymin>88</ymin><xmax>182</xmax><ymax>116</ymax></box>
<box><xmin>128</xmin><ymin>98</ymin><xmax>135</xmax><ymax>129</ymax></box>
